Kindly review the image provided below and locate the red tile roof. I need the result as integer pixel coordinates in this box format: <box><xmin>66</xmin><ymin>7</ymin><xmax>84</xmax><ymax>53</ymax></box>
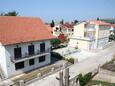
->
<box><xmin>60</xmin><ymin>23</ymin><xmax>74</xmax><ymax>29</ymax></box>
<box><xmin>45</xmin><ymin>25</ymin><xmax>53</xmax><ymax>33</ymax></box>
<box><xmin>0</xmin><ymin>16</ymin><xmax>54</xmax><ymax>45</ymax></box>
<box><xmin>111</xmin><ymin>24</ymin><xmax>115</xmax><ymax>28</ymax></box>
<box><xmin>89</xmin><ymin>20</ymin><xmax>111</xmax><ymax>26</ymax></box>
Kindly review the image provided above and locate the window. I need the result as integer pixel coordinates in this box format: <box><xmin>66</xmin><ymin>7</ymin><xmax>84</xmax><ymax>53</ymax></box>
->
<box><xmin>14</xmin><ymin>47</ymin><xmax>22</xmax><ymax>59</ymax></box>
<box><xmin>29</xmin><ymin>59</ymin><xmax>35</xmax><ymax>66</ymax></box>
<box><xmin>39</xmin><ymin>56</ymin><xmax>45</xmax><ymax>63</ymax></box>
<box><xmin>60</xmin><ymin>27</ymin><xmax>62</xmax><ymax>32</ymax></box>
<box><xmin>28</xmin><ymin>45</ymin><xmax>35</xmax><ymax>55</ymax></box>
<box><xmin>55</xmin><ymin>27</ymin><xmax>59</xmax><ymax>31</ymax></box>
<box><xmin>15</xmin><ymin>61</ymin><xmax>24</xmax><ymax>70</ymax></box>
<box><xmin>40</xmin><ymin>43</ymin><xmax>45</xmax><ymax>53</ymax></box>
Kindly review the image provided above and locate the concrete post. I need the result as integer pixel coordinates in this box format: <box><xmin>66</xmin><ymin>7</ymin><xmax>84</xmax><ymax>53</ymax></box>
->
<box><xmin>51</xmin><ymin>67</ymin><xmax>55</xmax><ymax>72</ymax></box>
<box><xmin>59</xmin><ymin>71</ymin><xmax>64</xmax><ymax>86</ymax></box>
<box><xmin>77</xmin><ymin>80</ymin><xmax>80</xmax><ymax>86</ymax></box>
<box><xmin>65</xmin><ymin>68</ymin><xmax>69</xmax><ymax>86</ymax></box>
<box><xmin>37</xmin><ymin>73</ymin><xmax>41</xmax><ymax>77</ymax></box>
<box><xmin>63</xmin><ymin>63</ymin><xmax>66</xmax><ymax>68</ymax></box>
<box><xmin>95</xmin><ymin>25</ymin><xmax>99</xmax><ymax>48</ymax></box>
<box><xmin>98</xmin><ymin>64</ymin><xmax>100</xmax><ymax>72</ymax></box>
<box><xmin>19</xmin><ymin>80</ymin><xmax>24</xmax><ymax>86</ymax></box>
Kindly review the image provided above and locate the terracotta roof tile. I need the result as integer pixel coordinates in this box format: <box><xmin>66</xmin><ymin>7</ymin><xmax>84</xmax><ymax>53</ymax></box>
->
<box><xmin>0</xmin><ymin>16</ymin><xmax>54</xmax><ymax>45</ymax></box>
<box><xmin>60</xmin><ymin>23</ymin><xmax>74</xmax><ymax>29</ymax></box>
<box><xmin>89</xmin><ymin>20</ymin><xmax>111</xmax><ymax>26</ymax></box>
<box><xmin>111</xmin><ymin>24</ymin><xmax>115</xmax><ymax>28</ymax></box>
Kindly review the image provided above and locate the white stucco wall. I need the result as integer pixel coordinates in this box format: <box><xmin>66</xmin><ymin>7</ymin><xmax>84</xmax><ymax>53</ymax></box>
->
<box><xmin>0</xmin><ymin>43</ymin><xmax>8</xmax><ymax>78</ymax></box>
<box><xmin>0</xmin><ymin>40</ymin><xmax>51</xmax><ymax>78</ymax></box>
<box><xmin>69</xmin><ymin>22</ymin><xmax>110</xmax><ymax>50</ymax></box>
<box><xmin>74</xmin><ymin>22</ymin><xmax>86</xmax><ymax>38</ymax></box>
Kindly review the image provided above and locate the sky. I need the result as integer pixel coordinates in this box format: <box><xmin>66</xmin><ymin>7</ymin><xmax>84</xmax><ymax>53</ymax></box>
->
<box><xmin>0</xmin><ymin>0</ymin><xmax>115</xmax><ymax>22</ymax></box>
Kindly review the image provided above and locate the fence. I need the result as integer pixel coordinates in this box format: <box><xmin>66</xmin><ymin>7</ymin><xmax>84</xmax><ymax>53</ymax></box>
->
<box><xmin>10</xmin><ymin>62</ymin><xmax>69</xmax><ymax>86</ymax></box>
<box><xmin>102</xmin><ymin>41</ymin><xmax>114</xmax><ymax>49</ymax></box>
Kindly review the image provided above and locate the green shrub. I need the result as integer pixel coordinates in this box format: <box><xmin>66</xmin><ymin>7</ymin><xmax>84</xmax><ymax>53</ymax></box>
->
<box><xmin>77</xmin><ymin>72</ymin><xmax>92</xmax><ymax>86</ymax></box>
<box><xmin>52</xmin><ymin>45</ymin><xmax>66</xmax><ymax>50</ymax></box>
<box><xmin>51</xmin><ymin>52</ymin><xmax>63</xmax><ymax>60</ymax></box>
<box><xmin>66</xmin><ymin>58</ymin><xmax>74</xmax><ymax>64</ymax></box>
<box><xmin>51</xmin><ymin>38</ymin><xmax>61</xmax><ymax>48</ymax></box>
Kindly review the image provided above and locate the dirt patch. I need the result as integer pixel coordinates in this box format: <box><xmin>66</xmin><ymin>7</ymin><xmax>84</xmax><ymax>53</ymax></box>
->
<box><xmin>102</xmin><ymin>55</ymin><xmax>115</xmax><ymax>72</ymax></box>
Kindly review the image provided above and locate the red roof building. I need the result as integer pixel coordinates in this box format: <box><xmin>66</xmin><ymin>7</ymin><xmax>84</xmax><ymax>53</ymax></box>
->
<box><xmin>0</xmin><ymin>16</ymin><xmax>54</xmax><ymax>45</ymax></box>
<box><xmin>89</xmin><ymin>20</ymin><xmax>111</xmax><ymax>26</ymax></box>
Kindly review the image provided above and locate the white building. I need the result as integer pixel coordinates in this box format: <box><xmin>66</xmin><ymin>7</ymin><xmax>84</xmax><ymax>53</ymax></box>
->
<box><xmin>0</xmin><ymin>16</ymin><xmax>54</xmax><ymax>78</ymax></box>
<box><xmin>69</xmin><ymin>20</ymin><xmax>111</xmax><ymax>50</ymax></box>
<box><xmin>52</xmin><ymin>23</ymin><xmax>74</xmax><ymax>38</ymax></box>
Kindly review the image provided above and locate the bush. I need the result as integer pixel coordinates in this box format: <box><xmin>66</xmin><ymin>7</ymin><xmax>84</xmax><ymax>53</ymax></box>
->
<box><xmin>109</xmin><ymin>34</ymin><xmax>115</xmax><ymax>41</ymax></box>
<box><xmin>52</xmin><ymin>45</ymin><xmax>66</xmax><ymax>50</ymax></box>
<box><xmin>51</xmin><ymin>38</ymin><xmax>61</xmax><ymax>48</ymax></box>
<box><xmin>77</xmin><ymin>72</ymin><xmax>92</xmax><ymax>86</ymax></box>
<box><xmin>65</xmin><ymin>58</ymin><xmax>74</xmax><ymax>64</ymax></box>
<box><xmin>51</xmin><ymin>52</ymin><xmax>63</xmax><ymax>60</ymax></box>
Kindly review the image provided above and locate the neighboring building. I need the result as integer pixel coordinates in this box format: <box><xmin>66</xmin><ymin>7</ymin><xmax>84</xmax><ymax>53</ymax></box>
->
<box><xmin>111</xmin><ymin>24</ymin><xmax>115</xmax><ymax>34</ymax></box>
<box><xmin>0</xmin><ymin>16</ymin><xmax>54</xmax><ymax>78</ymax></box>
<box><xmin>52</xmin><ymin>23</ymin><xmax>74</xmax><ymax>38</ymax></box>
<box><xmin>69</xmin><ymin>20</ymin><xmax>111</xmax><ymax>50</ymax></box>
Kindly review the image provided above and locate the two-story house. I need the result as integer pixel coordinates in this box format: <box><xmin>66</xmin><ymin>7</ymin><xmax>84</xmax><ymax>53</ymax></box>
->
<box><xmin>52</xmin><ymin>23</ymin><xmax>74</xmax><ymax>38</ymax></box>
<box><xmin>0</xmin><ymin>16</ymin><xmax>54</xmax><ymax>78</ymax></box>
<box><xmin>69</xmin><ymin>20</ymin><xmax>111</xmax><ymax>50</ymax></box>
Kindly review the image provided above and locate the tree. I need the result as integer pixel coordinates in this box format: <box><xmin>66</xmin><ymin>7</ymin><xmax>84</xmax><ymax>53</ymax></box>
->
<box><xmin>97</xmin><ymin>17</ymin><xmax>100</xmax><ymax>20</ymax></box>
<box><xmin>0</xmin><ymin>11</ymin><xmax>18</xmax><ymax>16</ymax></box>
<box><xmin>109</xmin><ymin>34</ymin><xmax>115</xmax><ymax>41</ymax></box>
<box><xmin>74</xmin><ymin>20</ymin><xmax>78</xmax><ymax>24</ymax></box>
<box><xmin>60</xmin><ymin>19</ymin><xmax>64</xmax><ymax>25</ymax></box>
<box><xmin>51</xmin><ymin>38</ymin><xmax>61</xmax><ymax>48</ymax></box>
<box><xmin>50</xmin><ymin>20</ymin><xmax>55</xmax><ymax>27</ymax></box>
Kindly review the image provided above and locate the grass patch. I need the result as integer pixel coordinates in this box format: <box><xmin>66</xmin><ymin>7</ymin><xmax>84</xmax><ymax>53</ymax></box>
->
<box><xmin>86</xmin><ymin>80</ymin><xmax>115</xmax><ymax>86</ymax></box>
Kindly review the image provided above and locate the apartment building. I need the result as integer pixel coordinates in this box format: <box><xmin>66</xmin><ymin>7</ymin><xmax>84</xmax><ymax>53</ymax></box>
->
<box><xmin>69</xmin><ymin>20</ymin><xmax>111</xmax><ymax>50</ymax></box>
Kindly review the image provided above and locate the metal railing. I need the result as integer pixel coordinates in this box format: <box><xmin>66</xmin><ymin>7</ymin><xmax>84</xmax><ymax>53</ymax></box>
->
<box><xmin>11</xmin><ymin>48</ymin><xmax>51</xmax><ymax>62</ymax></box>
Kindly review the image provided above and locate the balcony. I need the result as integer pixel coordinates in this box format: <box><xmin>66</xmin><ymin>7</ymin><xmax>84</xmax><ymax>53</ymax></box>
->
<box><xmin>11</xmin><ymin>48</ymin><xmax>51</xmax><ymax>63</ymax></box>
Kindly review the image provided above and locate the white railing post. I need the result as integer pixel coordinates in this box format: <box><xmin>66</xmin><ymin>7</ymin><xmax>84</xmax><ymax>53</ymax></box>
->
<box><xmin>19</xmin><ymin>80</ymin><xmax>25</xmax><ymax>86</ymax></box>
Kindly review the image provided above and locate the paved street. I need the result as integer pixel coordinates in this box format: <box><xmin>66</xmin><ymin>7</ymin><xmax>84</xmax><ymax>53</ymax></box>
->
<box><xmin>27</xmin><ymin>43</ymin><xmax>115</xmax><ymax>86</ymax></box>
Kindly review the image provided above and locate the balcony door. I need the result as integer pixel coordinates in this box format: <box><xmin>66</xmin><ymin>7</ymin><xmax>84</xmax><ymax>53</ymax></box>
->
<box><xmin>14</xmin><ymin>47</ymin><xmax>22</xmax><ymax>59</ymax></box>
<box><xmin>28</xmin><ymin>45</ymin><xmax>35</xmax><ymax>55</ymax></box>
<box><xmin>40</xmin><ymin>43</ymin><xmax>45</xmax><ymax>53</ymax></box>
